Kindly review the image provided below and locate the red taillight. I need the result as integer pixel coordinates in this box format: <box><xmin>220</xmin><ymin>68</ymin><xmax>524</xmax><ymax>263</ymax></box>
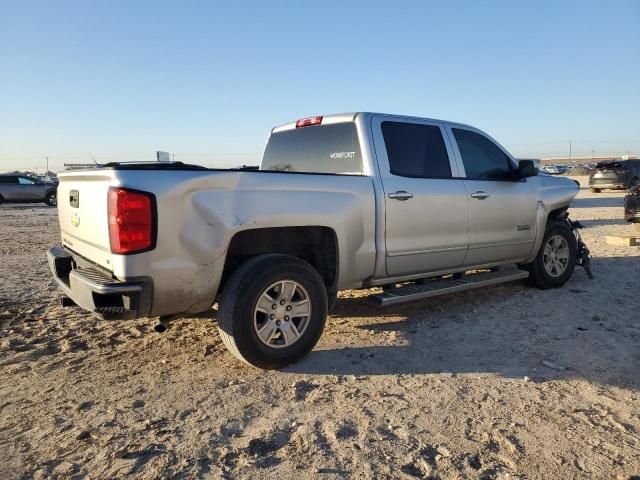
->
<box><xmin>295</xmin><ymin>116</ymin><xmax>323</xmax><ymax>128</ymax></box>
<box><xmin>108</xmin><ymin>187</ymin><xmax>155</xmax><ymax>254</ymax></box>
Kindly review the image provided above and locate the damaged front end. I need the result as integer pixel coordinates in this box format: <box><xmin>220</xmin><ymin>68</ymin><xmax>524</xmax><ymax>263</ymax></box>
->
<box><xmin>562</xmin><ymin>214</ymin><xmax>594</xmax><ymax>280</ymax></box>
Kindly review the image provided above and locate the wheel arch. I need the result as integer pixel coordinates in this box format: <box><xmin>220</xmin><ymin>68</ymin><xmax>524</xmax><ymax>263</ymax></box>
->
<box><xmin>220</xmin><ymin>226</ymin><xmax>339</xmax><ymax>297</ymax></box>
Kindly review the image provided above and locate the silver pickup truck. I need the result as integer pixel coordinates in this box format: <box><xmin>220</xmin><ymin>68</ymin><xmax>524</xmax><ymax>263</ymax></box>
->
<box><xmin>48</xmin><ymin>112</ymin><xmax>588</xmax><ymax>368</ymax></box>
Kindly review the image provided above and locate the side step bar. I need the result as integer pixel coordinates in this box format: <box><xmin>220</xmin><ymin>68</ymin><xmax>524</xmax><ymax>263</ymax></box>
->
<box><xmin>370</xmin><ymin>266</ymin><xmax>529</xmax><ymax>307</ymax></box>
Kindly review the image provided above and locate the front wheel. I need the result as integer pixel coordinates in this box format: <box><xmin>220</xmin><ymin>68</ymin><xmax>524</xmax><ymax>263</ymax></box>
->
<box><xmin>523</xmin><ymin>221</ymin><xmax>577</xmax><ymax>289</ymax></box>
<box><xmin>44</xmin><ymin>191</ymin><xmax>57</xmax><ymax>206</ymax></box>
<box><xmin>217</xmin><ymin>254</ymin><xmax>327</xmax><ymax>369</ymax></box>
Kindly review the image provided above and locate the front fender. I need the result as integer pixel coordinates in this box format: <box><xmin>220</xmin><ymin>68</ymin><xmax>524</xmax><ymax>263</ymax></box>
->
<box><xmin>524</xmin><ymin>176</ymin><xmax>579</xmax><ymax>263</ymax></box>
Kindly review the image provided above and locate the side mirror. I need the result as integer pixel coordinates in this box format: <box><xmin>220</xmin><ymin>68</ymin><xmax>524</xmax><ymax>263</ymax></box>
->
<box><xmin>517</xmin><ymin>160</ymin><xmax>537</xmax><ymax>179</ymax></box>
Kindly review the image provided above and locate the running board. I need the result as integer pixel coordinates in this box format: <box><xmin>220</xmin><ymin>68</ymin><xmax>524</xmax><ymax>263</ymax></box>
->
<box><xmin>370</xmin><ymin>267</ymin><xmax>529</xmax><ymax>307</ymax></box>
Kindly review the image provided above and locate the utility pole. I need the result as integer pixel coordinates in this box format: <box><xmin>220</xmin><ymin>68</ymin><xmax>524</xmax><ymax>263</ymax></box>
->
<box><xmin>46</xmin><ymin>156</ymin><xmax>49</xmax><ymax>174</ymax></box>
<box><xmin>569</xmin><ymin>140</ymin><xmax>572</xmax><ymax>162</ymax></box>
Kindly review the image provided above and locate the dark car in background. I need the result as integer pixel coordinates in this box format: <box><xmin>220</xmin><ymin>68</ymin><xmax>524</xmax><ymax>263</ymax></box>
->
<box><xmin>589</xmin><ymin>159</ymin><xmax>640</xmax><ymax>193</ymax></box>
<box><xmin>624</xmin><ymin>184</ymin><xmax>640</xmax><ymax>232</ymax></box>
<box><xmin>0</xmin><ymin>174</ymin><xmax>57</xmax><ymax>206</ymax></box>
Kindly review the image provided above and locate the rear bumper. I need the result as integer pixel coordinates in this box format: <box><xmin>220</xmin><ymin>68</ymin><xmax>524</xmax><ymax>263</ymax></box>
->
<box><xmin>589</xmin><ymin>177</ymin><xmax>626</xmax><ymax>189</ymax></box>
<box><xmin>589</xmin><ymin>182</ymin><xmax>626</xmax><ymax>189</ymax></box>
<box><xmin>47</xmin><ymin>246</ymin><xmax>153</xmax><ymax>320</ymax></box>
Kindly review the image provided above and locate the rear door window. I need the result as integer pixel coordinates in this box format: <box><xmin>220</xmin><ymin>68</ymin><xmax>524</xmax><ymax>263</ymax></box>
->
<box><xmin>0</xmin><ymin>176</ymin><xmax>18</xmax><ymax>184</ymax></box>
<box><xmin>381</xmin><ymin>122</ymin><xmax>452</xmax><ymax>178</ymax></box>
<box><xmin>453</xmin><ymin>128</ymin><xmax>513</xmax><ymax>180</ymax></box>
<box><xmin>261</xmin><ymin>123</ymin><xmax>362</xmax><ymax>174</ymax></box>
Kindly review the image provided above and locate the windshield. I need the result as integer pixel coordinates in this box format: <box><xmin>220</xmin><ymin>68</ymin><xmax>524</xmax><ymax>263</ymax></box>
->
<box><xmin>261</xmin><ymin>123</ymin><xmax>363</xmax><ymax>174</ymax></box>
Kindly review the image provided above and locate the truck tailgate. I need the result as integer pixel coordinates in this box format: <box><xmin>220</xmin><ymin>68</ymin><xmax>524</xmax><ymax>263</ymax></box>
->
<box><xmin>57</xmin><ymin>171</ymin><xmax>114</xmax><ymax>271</ymax></box>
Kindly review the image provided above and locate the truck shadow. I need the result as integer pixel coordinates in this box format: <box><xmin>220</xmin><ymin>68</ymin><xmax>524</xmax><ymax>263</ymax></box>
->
<box><xmin>286</xmin><ymin>256</ymin><xmax>639</xmax><ymax>389</ymax></box>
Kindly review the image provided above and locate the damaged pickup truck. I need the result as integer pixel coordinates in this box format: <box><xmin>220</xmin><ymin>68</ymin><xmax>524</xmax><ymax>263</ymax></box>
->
<box><xmin>47</xmin><ymin>112</ymin><xmax>590</xmax><ymax>368</ymax></box>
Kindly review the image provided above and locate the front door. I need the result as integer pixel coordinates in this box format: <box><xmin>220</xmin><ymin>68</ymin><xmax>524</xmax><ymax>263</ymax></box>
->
<box><xmin>447</xmin><ymin>126</ymin><xmax>537</xmax><ymax>265</ymax></box>
<box><xmin>372</xmin><ymin>117</ymin><xmax>469</xmax><ymax>276</ymax></box>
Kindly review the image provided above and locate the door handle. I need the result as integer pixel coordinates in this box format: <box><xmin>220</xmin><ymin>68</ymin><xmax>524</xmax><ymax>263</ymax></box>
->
<box><xmin>470</xmin><ymin>191</ymin><xmax>490</xmax><ymax>200</ymax></box>
<box><xmin>388</xmin><ymin>190</ymin><xmax>413</xmax><ymax>201</ymax></box>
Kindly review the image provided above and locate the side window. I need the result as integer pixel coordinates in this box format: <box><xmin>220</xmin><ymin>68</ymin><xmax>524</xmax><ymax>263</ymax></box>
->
<box><xmin>381</xmin><ymin>122</ymin><xmax>452</xmax><ymax>178</ymax></box>
<box><xmin>0</xmin><ymin>176</ymin><xmax>17</xmax><ymax>184</ymax></box>
<box><xmin>452</xmin><ymin>128</ymin><xmax>513</xmax><ymax>180</ymax></box>
<box><xmin>18</xmin><ymin>177</ymin><xmax>36</xmax><ymax>185</ymax></box>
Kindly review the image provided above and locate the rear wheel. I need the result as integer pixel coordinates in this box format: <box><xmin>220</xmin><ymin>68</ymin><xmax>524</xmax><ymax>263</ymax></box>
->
<box><xmin>44</xmin><ymin>191</ymin><xmax>57</xmax><ymax>206</ymax></box>
<box><xmin>590</xmin><ymin>187</ymin><xmax>601</xmax><ymax>193</ymax></box>
<box><xmin>217</xmin><ymin>254</ymin><xmax>327</xmax><ymax>369</ymax></box>
<box><xmin>523</xmin><ymin>221</ymin><xmax>577</xmax><ymax>289</ymax></box>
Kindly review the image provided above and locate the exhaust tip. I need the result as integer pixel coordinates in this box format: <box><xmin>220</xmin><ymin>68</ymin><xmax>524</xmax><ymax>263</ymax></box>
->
<box><xmin>153</xmin><ymin>317</ymin><xmax>170</xmax><ymax>333</ymax></box>
<box><xmin>153</xmin><ymin>323</ymin><xmax>167</xmax><ymax>333</ymax></box>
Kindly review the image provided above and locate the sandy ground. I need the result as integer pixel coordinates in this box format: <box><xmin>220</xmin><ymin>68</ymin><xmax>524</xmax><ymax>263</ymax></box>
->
<box><xmin>0</xmin><ymin>176</ymin><xmax>639</xmax><ymax>480</ymax></box>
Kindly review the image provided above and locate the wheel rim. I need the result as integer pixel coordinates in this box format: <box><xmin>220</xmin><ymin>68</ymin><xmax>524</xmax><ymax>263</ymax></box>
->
<box><xmin>543</xmin><ymin>234</ymin><xmax>570</xmax><ymax>277</ymax></box>
<box><xmin>253</xmin><ymin>280</ymin><xmax>311</xmax><ymax>349</ymax></box>
<box><xmin>48</xmin><ymin>193</ymin><xmax>57</xmax><ymax>206</ymax></box>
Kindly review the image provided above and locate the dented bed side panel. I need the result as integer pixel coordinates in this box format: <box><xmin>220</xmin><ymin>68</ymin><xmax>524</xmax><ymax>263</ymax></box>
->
<box><xmin>104</xmin><ymin>170</ymin><xmax>377</xmax><ymax>316</ymax></box>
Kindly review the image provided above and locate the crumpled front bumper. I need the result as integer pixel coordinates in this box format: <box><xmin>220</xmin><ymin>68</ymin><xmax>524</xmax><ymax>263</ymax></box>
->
<box><xmin>47</xmin><ymin>246</ymin><xmax>153</xmax><ymax>320</ymax></box>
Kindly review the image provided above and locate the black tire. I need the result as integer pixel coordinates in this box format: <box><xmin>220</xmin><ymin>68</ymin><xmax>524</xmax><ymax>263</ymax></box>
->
<box><xmin>590</xmin><ymin>187</ymin><xmax>601</xmax><ymax>193</ymax></box>
<box><xmin>44</xmin><ymin>191</ymin><xmax>57</xmax><ymax>207</ymax></box>
<box><xmin>524</xmin><ymin>221</ymin><xmax>577</xmax><ymax>289</ymax></box>
<box><xmin>217</xmin><ymin>254</ymin><xmax>327</xmax><ymax>369</ymax></box>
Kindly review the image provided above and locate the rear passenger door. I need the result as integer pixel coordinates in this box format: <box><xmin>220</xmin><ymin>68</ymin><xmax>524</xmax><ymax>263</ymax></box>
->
<box><xmin>0</xmin><ymin>176</ymin><xmax>21</xmax><ymax>200</ymax></box>
<box><xmin>372</xmin><ymin>117</ymin><xmax>469</xmax><ymax>276</ymax></box>
<box><xmin>447</xmin><ymin>126</ymin><xmax>537</xmax><ymax>266</ymax></box>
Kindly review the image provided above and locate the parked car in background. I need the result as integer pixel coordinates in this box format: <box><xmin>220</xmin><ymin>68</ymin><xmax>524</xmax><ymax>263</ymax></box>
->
<box><xmin>0</xmin><ymin>174</ymin><xmax>57</xmax><ymax>206</ymax></box>
<box><xmin>589</xmin><ymin>160</ymin><xmax>640</xmax><ymax>193</ymax></box>
<box><xmin>624</xmin><ymin>183</ymin><xmax>640</xmax><ymax>232</ymax></box>
<box><xmin>543</xmin><ymin>165</ymin><xmax>560</xmax><ymax>175</ymax></box>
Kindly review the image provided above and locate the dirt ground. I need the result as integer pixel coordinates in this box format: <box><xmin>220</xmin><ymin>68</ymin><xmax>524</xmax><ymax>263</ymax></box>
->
<box><xmin>1</xmin><ymin>176</ymin><xmax>639</xmax><ymax>479</ymax></box>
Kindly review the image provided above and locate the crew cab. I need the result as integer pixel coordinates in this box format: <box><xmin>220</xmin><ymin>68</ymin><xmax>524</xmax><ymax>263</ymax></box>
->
<box><xmin>48</xmin><ymin>113</ymin><xmax>583</xmax><ymax>368</ymax></box>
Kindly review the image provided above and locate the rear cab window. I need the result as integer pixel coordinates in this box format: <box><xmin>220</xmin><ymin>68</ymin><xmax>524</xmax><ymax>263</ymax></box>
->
<box><xmin>261</xmin><ymin>123</ymin><xmax>363</xmax><ymax>174</ymax></box>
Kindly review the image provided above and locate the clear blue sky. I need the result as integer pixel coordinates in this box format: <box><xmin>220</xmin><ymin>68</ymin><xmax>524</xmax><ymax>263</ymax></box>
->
<box><xmin>1</xmin><ymin>0</ymin><xmax>638</xmax><ymax>171</ymax></box>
